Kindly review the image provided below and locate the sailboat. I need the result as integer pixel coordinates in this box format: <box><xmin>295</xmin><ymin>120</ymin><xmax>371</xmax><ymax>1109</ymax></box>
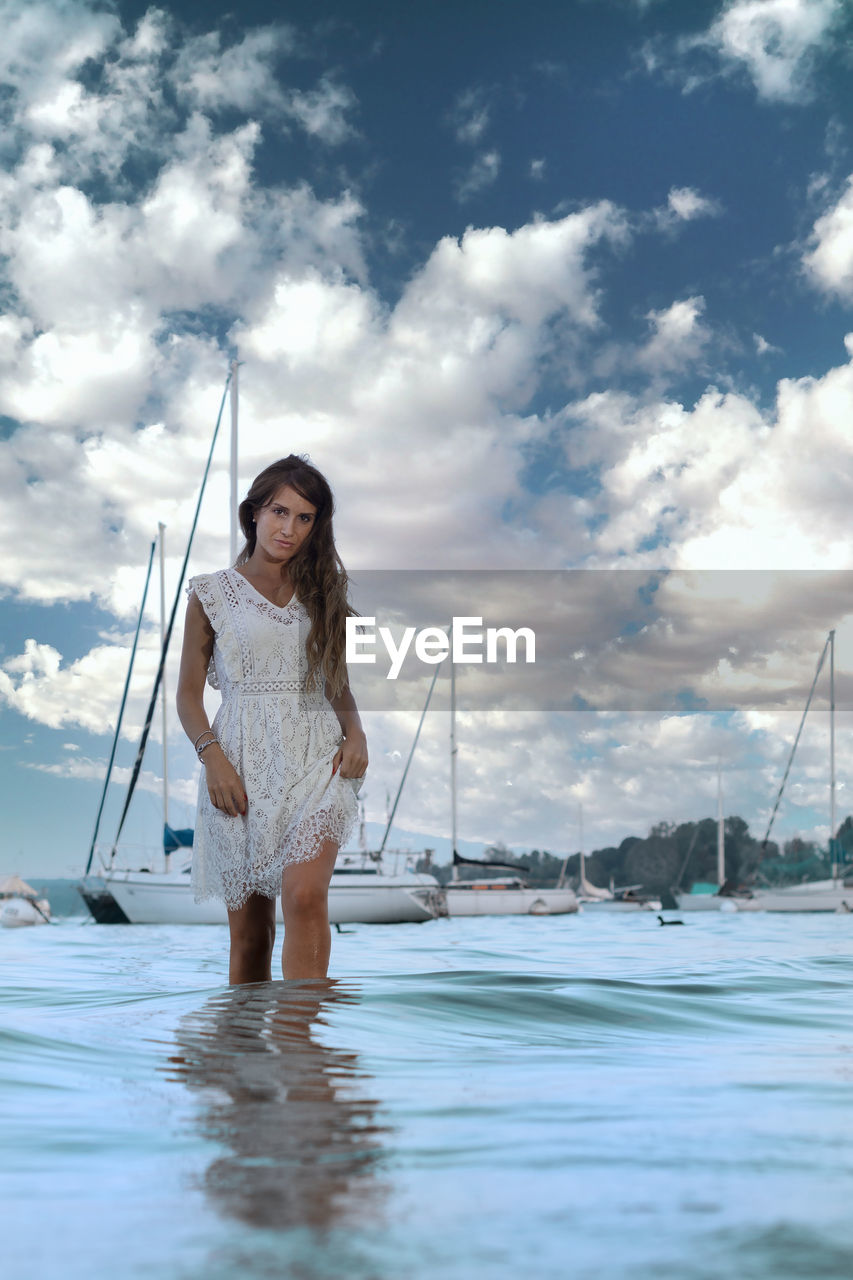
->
<box><xmin>739</xmin><ymin>630</ymin><xmax>853</xmax><ymax>912</ymax></box>
<box><xmin>0</xmin><ymin>874</ymin><xmax>51</xmax><ymax>928</ymax></box>
<box><xmin>440</xmin><ymin>651</ymin><xmax>578</xmax><ymax>917</ymax></box>
<box><xmin>678</xmin><ymin>632</ymin><xmax>852</xmax><ymax>914</ymax></box>
<box><xmin>571</xmin><ymin>807</ymin><xmax>660</xmax><ymax>911</ymax></box>
<box><xmin>673</xmin><ymin>768</ymin><xmax>752</xmax><ymax>912</ymax></box>
<box><xmin>732</xmin><ymin>629</ymin><xmax>853</xmax><ymax>912</ymax></box>
<box><xmin>78</xmin><ymin>365</ymin><xmax>442</xmax><ymax>927</ymax></box>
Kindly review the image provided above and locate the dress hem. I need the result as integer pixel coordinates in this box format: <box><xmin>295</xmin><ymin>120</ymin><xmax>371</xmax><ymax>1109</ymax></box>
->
<box><xmin>191</xmin><ymin>789</ymin><xmax>359</xmax><ymax>911</ymax></box>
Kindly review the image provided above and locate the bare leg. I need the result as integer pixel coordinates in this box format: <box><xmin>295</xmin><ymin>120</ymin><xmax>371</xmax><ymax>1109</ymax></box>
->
<box><xmin>280</xmin><ymin>839</ymin><xmax>339</xmax><ymax>980</ymax></box>
<box><xmin>227</xmin><ymin>892</ymin><xmax>276</xmax><ymax>985</ymax></box>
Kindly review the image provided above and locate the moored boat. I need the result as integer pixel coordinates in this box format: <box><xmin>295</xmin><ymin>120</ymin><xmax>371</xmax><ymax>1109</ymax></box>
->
<box><xmin>673</xmin><ymin>882</ymin><xmax>745</xmax><ymax>912</ymax></box>
<box><xmin>0</xmin><ymin>874</ymin><xmax>51</xmax><ymax>927</ymax></box>
<box><xmin>79</xmin><ymin>843</ymin><xmax>443</xmax><ymax>926</ymax></box>
<box><xmin>443</xmin><ymin>874</ymin><xmax>577</xmax><ymax>917</ymax></box>
<box><xmin>579</xmin><ymin>884</ymin><xmax>662</xmax><ymax>911</ymax></box>
<box><xmin>437</xmin><ymin>657</ymin><xmax>578</xmax><ymax>919</ymax></box>
<box><xmin>732</xmin><ymin>877</ymin><xmax>853</xmax><ymax>913</ymax></box>
<box><xmin>734</xmin><ymin>629</ymin><xmax>853</xmax><ymax>913</ymax></box>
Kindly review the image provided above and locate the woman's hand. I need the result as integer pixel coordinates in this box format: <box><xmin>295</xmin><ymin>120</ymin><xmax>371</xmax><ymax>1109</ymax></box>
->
<box><xmin>202</xmin><ymin>746</ymin><xmax>248</xmax><ymax>816</ymax></box>
<box><xmin>332</xmin><ymin>728</ymin><xmax>368</xmax><ymax>780</ymax></box>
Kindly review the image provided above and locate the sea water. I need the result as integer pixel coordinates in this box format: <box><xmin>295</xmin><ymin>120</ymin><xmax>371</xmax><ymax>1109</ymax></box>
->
<box><xmin>2</xmin><ymin>910</ymin><xmax>852</xmax><ymax>1280</ymax></box>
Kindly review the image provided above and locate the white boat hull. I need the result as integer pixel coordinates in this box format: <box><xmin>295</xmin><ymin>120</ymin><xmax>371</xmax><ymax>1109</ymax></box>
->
<box><xmin>443</xmin><ymin>887</ymin><xmax>578</xmax><ymax>917</ymax></box>
<box><xmin>674</xmin><ymin>879</ymin><xmax>853</xmax><ymax>913</ymax></box>
<box><xmin>729</xmin><ymin>879</ymin><xmax>853</xmax><ymax>913</ymax></box>
<box><xmin>0</xmin><ymin>896</ymin><xmax>51</xmax><ymax>927</ymax></box>
<box><xmin>674</xmin><ymin>893</ymin><xmax>739</xmax><ymax>912</ymax></box>
<box><xmin>579</xmin><ymin>898</ymin><xmax>662</xmax><ymax>912</ymax></box>
<box><xmin>83</xmin><ymin>867</ymin><xmax>442</xmax><ymax>925</ymax></box>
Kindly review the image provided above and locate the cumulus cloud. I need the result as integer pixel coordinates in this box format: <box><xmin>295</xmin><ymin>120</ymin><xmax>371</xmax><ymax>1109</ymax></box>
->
<box><xmin>705</xmin><ymin>0</ymin><xmax>842</xmax><ymax>102</ymax></box>
<box><xmin>171</xmin><ymin>25</ymin><xmax>294</xmax><ymax>115</ymax></box>
<box><xmin>227</xmin><ymin>199</ymin><xmax>631</xmax><ymax>576</ymax></box>
<box><xmin>451</xmin><ymin>86</ymin><xmax>492</xmax><ymax>144</ymax></box>
<box><xmin>360</xmin><ymin>686</ymin><xmax>851</xmax><ymax>853</ymax></box>
<box><xmin>25</xmin><ymin>755</ymin><xmax>198</xmax><ymax>809</ymax></box>
<box><xmin>286</xmin><ymin>76</ymin><xmax>358</xmax><ymax>144</ymax></box>
<box><xmin>455</xmin><ymin>149</ymin><xmax>501</xmax><ymax>201</ymax></box>
<box><xmin>0</xmin><ymin>0</ymin><xmax>120</xmax><ymax>127</ymax></box>
<box><xmin>0</xmin><ymin>0</ymin><xmax>677</xmax><ymax>642</ymax></box>
<box><xmin>662</xmin><ymin>186</ymin><xmax>723</xmax><ymax>225</ymax></box>
<box><xmin>754</xmin><ymin>331</ymin><xmax>782</xmax><ymax>355</ymax></box>
<box><xmin>635</xmin><ymin>296</ymin><xmax>710</xmax><ymax>377</ymax></box>
<box><xmin>555</xmin><ymin>336</ymin><xmax>853</xmax><ymax>570</ymax></box>
<box><xmin>0</xmin><ymin>1</ymin><xmax>171</xmax><ymax>184</ymax></box>
<box><xmin>396</xmin><ymin>203</ymin><xmax>629</xmax><ymax>335</ymax></box>
<box><xmin>803</xmin><ymin>174</ymin><xmax>853</xmax><ymax>300</ymax></box>
<box><xmin>0</xmin><ymin>116</ymin><xmax>267</xmax><ymax>418</ymax></box>
<box><xmin>0</xmin><ymin>119</ymin><xmax>628</xmax><ymax>616</ymax></box>
<box><xmin>0</xmin><ymin>634</ymin><xmax>162</xmax><ymax>735</ymax></box>
<box><xmin>0</xmin><ymin>7</ymin><xmax>369</xmax><ymax>615</ymax></box>
<box><xmin>0</xmin><ymin>1</ymin><xmax>355</xmax><ymax>187</ymax></box>
<box><xmin>641</xmin><ymin>0</ymin><xmax>844</xmax><ymax>104</ymax></box>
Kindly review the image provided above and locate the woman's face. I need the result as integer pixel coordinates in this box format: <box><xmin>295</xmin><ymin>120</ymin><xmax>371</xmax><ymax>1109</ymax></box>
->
<box><xmin>254</xmin><ymin>484</ymin><xmax>318</xmax><ymax>563</ymax></box>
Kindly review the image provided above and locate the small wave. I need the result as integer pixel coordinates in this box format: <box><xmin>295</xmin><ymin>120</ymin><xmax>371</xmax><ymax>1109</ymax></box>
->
<box><xmin>352</xmin><ymin>969</ymin><xmax>844</xmax><ymax>1048</ymax></box>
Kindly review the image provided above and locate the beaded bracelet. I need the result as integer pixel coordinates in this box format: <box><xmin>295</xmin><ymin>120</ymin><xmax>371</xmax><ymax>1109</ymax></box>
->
<box><xmin>197</xmin><ymin>737</ymin><xmax>219</xmax><ymax>760</ymax></box>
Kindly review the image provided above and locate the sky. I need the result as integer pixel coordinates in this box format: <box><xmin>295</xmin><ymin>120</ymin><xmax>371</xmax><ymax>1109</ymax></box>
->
<box><xmin>1</xmin><ymin>0</ymin><xmax>852</xmax><ymax>877</ymax></box>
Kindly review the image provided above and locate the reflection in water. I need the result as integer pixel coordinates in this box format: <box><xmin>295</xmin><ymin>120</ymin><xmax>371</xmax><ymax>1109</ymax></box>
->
<box><xmin>163</xmin><ymin>980</ymin><xmax>388</xmax><ymax>1233</ymax></box>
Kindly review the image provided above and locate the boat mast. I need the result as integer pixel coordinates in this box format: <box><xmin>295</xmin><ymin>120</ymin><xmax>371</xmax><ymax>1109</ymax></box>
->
<box><xmin>830</xmin><ymin>628</ymin><xmax>836</xmax><ymax>880</ymax></box>
<box><xmin>716</xmin><ymin>761</ymin><xmax>725</xmax><ymax>887</ymax></box>
<box><xmin>760</xmin><ymin>630</ymin><xmax>832</xmax><ymax>853</ymax></box>
<box><xmin>107</xmin><ymin>370</ymin><xmax>234</xmax><ymax>865</ymax></box>
<box><xmin>556</xmin><ymin>806</ymin><xmax>576</xmax><ymax>889</ymax></box>
<box><xmin>159</xmin><ymin>522</ymin><xmax>170</xmax><ymax>871</ymax></box>
<box><xmin>84</xmin><ymin>540</ymin><xmax>156</xmax><ymax>875</ymax></box>
<box><xmin>578</xmin><ymin>804</ymin><xmax>585</xmax><ymax>890</ymax></box>
<box><xmin>229</xmin><ymin>357</ymin><xmax>239</xmax><ymax>565</ymax></box>
<box><xmin>450</xmin><ymin>652</ymin><xmax>458</xmax><ymax>882</ymax></box>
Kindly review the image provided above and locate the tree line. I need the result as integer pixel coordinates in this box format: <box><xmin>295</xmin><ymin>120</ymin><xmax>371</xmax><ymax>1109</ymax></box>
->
<box><xmin>416</xmin><ymin>815</ymin><xmax>853</xmax><ymax>892</ymax></box>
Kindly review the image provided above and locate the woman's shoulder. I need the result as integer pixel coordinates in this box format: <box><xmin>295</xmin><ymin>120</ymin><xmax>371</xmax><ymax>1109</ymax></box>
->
<box><xmin>185</xmin><ymin>570</ymin><xmax>236</xmax><ymax>630</ymax></box>
<box><xmin>186</xmin><ymin>567</ymin><xmax>231</xmax><ymax>594</ymax></box>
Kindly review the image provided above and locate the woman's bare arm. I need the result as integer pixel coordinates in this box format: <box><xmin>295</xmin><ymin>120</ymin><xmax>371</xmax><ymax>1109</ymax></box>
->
<box><xmin>177</xmin><ymin>594</ymin><xmax>246</xmax><ymax>817</ymax></box>
<box><xmin>326</xmin><ymin>678</ymin><xmax>368</xmax><ymax>779</ymax></box>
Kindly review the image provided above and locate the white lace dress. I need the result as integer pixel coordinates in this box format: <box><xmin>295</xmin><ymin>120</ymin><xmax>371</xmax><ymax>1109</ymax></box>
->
<box><xmin>187</xmin><ymin>568</ymin><xmax>361</xmax><ymax>909</ymax></box>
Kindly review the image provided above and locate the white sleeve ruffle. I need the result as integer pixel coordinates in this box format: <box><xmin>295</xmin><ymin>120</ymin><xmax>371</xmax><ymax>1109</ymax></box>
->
<box><xmin>186</xmin><ymin>572</ymin><xmax>242</xmax><ymax>690</ymax></box>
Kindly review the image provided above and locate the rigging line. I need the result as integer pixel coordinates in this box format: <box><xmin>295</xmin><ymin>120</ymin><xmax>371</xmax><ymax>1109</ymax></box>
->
<box><xmin>84</xmin><ymin>539</ymin><xmax>156</xmax><ymax>876</ymax></box>
<box><xmin>108</xmin><ymin>370</ymin><xmax>233</xmax><ymax>863</ymax></box>
<box><xmin>672</xmin><ymin>824</ymin><xmax>701</xmax><ymax>893</ymax></box>
<box><xmin>760</xmin><ymin>632</ymin><xmax>831</xmax><ymax>853</ymax></box>
<box><xmin>377</xmin><ymin>657</ymin><xmax>445</xmax><ymax>858</ymax></box>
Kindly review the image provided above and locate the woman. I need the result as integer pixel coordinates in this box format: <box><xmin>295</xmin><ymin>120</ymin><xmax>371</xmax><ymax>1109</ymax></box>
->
<box><xmin>176</xmin><ymin>455</ymin><xmax>368</xmax><ymax>985</ymax></box>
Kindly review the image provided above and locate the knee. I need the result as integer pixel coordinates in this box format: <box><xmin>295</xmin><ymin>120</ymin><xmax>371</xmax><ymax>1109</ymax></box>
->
<box><xmin>230</xmin><ymin>921</ymin><xmax>275</xmax><ymax>963</ymax></box>
<box><xmin>283</xmin><ymin>877</ymin><xmax>328</xmax><ymax>919</ymax></box>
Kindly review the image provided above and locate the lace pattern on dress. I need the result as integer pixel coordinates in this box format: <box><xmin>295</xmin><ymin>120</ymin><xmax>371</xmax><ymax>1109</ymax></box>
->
<box><xmin>192</xmin><ymin>778</ymin><xmax>360</xmax><ymax>908</ymax></box>
<box><xmin>186</xmin><ymin>572</ymin><xmax>243</xmax><ymax>690</ymax></box>
<box><xmin>188</xmin><ymin>566</ymin><xmax>361</xmax><ymax>910</ymax></box>
<box><xmin>239</xmin><ymin>677</ymin><xmax>302</xmax><ymax>695</ymax></box>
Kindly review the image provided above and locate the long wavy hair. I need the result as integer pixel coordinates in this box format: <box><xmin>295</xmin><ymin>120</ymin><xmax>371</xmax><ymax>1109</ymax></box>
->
<box><xmin>235</xmin><ymin>455</ymin><xmax>353</xmax><ymax>697</ymax></box>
